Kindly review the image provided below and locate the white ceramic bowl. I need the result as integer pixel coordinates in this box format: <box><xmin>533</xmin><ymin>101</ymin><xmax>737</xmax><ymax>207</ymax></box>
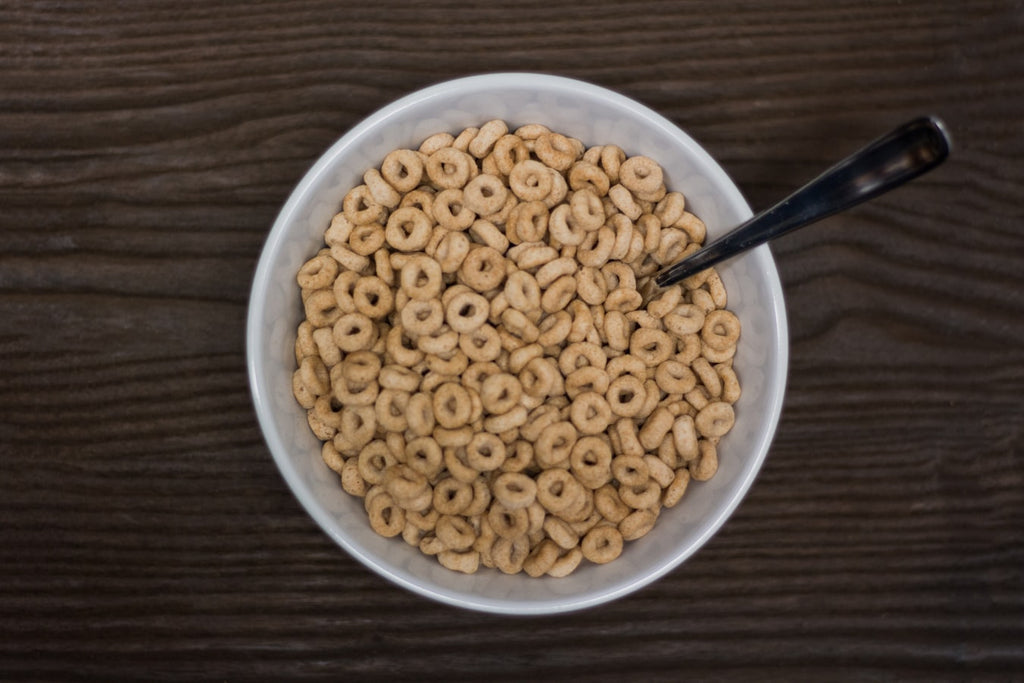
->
<box><xmin>247</xmin><ymin>73</ymin><xmax>788</xmax><ymax>615</ymax></box>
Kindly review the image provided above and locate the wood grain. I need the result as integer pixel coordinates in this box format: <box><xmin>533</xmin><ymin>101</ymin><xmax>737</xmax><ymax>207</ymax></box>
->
<box><xmin>1</xmin><ymin>0</ymin><xmax>1022</xmax><ymax>680</ymax></box>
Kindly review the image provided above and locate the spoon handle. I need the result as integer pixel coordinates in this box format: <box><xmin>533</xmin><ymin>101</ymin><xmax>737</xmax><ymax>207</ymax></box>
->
<box><xmin>653</xmin><ymin>116</ymin><xmax>952</xmax><ymax>288</ymax></box>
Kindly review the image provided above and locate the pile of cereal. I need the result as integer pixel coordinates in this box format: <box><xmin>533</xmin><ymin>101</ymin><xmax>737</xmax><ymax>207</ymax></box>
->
<box><xmin>291</xmin><ymin>120</ymin><xmax>741</xmax><ymax>577</ymax></box>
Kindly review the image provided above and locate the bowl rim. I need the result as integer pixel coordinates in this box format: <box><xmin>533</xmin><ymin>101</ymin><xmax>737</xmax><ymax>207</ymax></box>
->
<box><xmin>247</xmin><ymin>72</ymin><xmax>789</xmax><ymax>614</ymax></box>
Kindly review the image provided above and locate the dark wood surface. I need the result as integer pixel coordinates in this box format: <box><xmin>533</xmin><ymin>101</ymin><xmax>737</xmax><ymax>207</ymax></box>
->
<box><xmin>2</xmin><ymin>1</ymin><xmax>1022</xmax><ymax>680</ymax></box>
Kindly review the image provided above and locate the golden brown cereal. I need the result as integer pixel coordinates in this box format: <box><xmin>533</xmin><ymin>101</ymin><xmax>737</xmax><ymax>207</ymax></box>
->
<box><xmin>293</xmin><ymin>121</ymin><xmax>742</xmax><ymax>577</ymax></box>
<box><xmin>426</xmin><ymin>147</ymin><xmax>474</xmax><ymax>189</ymax></box>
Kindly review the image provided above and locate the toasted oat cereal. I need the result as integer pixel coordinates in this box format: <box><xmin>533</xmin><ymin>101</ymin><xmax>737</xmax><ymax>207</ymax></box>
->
<box><xmin>291</xmin><ymin>121</ymin><xmax>741</xmax><ymax>577</ymax></box>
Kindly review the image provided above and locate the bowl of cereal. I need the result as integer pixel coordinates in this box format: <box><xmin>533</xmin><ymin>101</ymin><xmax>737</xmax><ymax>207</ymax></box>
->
<box><xmin>247</xmin><ymin>73</ymin><xmax>787</xmax><ymax>614</ymax></box>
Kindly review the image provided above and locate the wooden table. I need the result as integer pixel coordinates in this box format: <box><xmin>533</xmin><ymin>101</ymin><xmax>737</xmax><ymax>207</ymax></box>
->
<box><xmin>2</xmin><ymin>1</ymin><xmax>1021</xmax><ymax>679</ymax></box>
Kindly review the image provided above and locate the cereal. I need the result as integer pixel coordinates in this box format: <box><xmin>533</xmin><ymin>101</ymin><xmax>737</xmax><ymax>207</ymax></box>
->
<box><xmin>291</xmin><ymin>121</ymin><xmax>742</xmax><ymax>577</ymax></box>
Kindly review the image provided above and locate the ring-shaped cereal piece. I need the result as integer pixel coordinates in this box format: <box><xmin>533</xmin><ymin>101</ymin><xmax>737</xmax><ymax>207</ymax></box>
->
<box><xmin>619</xmin><ymin>479</ymin><xmax>662</xmax><ymax>510</ymax></box>
<box><xmin>366</xmin><ymin>492</ymin><xmax>405</xmax><ymax>538</ymax></box>
<box><xmin>400</xmin><ymin>435</ymin><xmax>442</xmax><ymax>480</ymax></box>
<box><xmin>577</xmin><ymin>226</ymin><xmax>615</xmax><ymax>268</ymax></box>
<box><xmin>604</xmin><ymin>288</ymin><xmax>643</xmax><ymax>313</ymax></box>
<box><xmin>378</xmin><ymin>364</ymin><xmax>420</xmax><ymax>394</ymax></box>
<box><xmin>569</xmin><ymin>391</ymin><xmax>613</xmax><ymax>436</ymax></box>
<box><xmin>399</xmin><ymin>187</ymin><xmax>435</xmax><ymax>215</ymax></box>
<box><xmin>373</xmin><ymin>249</ymin><xmax>395</xmax><ymax>286</ymax></box>
<box><xmin>426</xmin><ymin>147</ymin><xmax>474</xmax><ymax>189</ymax></box>
<box><xmin>655</xmin><ymin>191</ymin><xmax>686</xmax><ymax>226</ymax></box>
<box><xmin>435</xmin><ymin>515</ymin><xmax>477</xmax><ymax>552</ymax></box>
<box><xmin>459</xmin><ymin>323</ymin><xmax>502</xmax><ymax>362</ymax></box>
<box><xmin>611</xmin><ymin>454</ymin><xmax>649</xmax><ymax>488</ymax></box>
<box><xmin>504</xmin><ymin>270</ymin><xmax>541</xmax><ymax>313</ymax></box>
<box><xmin>419</xmin><ymin>132</ymin><xmax>455</xmax><ymax>155</ymax></box>
<box><xmin>492</xmin><ymin>534</ymin><xmax>530</xmax><ymax>575</ymax></box>
<box><xmin>374</xmin><ymin>388</ymin><xmax>410</xmax><ymax>432</ymax></box>
<box><xmin>363</xmin><ymin>168</ymin><xmax>401</xmax><ymax>209</ymax></box>
<box><xmin>655</xmin><ymin>359</ymin><xmax>697</xmax><ymax>395</ymax></box>
<box><xmin>508</xmin><ymin>160</ymin><xmax>553</xmax><ymax>202</ymax></box>
<box><xmin>350</xmin><ymin>276</ymin><xmax>394</xmax><ymax>319</ymax></box>
<box><xmin>675</xmin><ymin>211</ymin><xmax>707</xmax><ymax>244</ymax></box>
<box><xmin>691</xmin><ymin>357</ymin><xmax>722</xmax><ymax>398</ymax></box>
<box><xmin>332</xmin><ymin>312</ymin><xmax>378</xmax><ymax>353</ymax></box>
<box><xmin>482</xmin><ymin>405</ymin><xmax>528</xmax><ymax>434</ymax></box>
<box><xmin>465</xmin><ymin>432</ymin><xmax>507</xmax><ymax>472</ymax></box>
<box><xmin>432</xmin><ymin>382</ymin><xmax>473</xmax><ymax>429</ymax></box>
<box><xmin>302</xmin><ymin>288</ymin><xmax>343</xmax><ymax>328</ymax></box>
<box><xmin>445</xmin><ymin>290</ymin><xmax>489</xmax><ymax>334</ymax></box>
<box><xmin>468</xmin><ymin>219</ymin><xmax>509</xmax><ymax>254</ymax></box>
<box><xmin>575</xmin><ymin>266</ymin><xmax>608</xmax><ymax>306</ymax></box>
<box><xmin>647</xmin><ymin>286</ymin><xmax>683</xmax><ymax>320</ymax></box>
<box><xmin>690</xmin><ymin>439</ymin><xmax>718</xmax><ymax>481</ymax></box>
<box><xmin>534</xmin><ymin>257</ymin><xmax>576</xmax><ymax>288</ymax></box>
<box><xmin>602</xmin><ymin>310</ymin><xmax>631</xmax><ymax>352</ymax></box>
<box><xmin>568</xmin><ymin>161</ymin><xmax>611</xmax><ymax>196</ymax></box>
<box><xmin>400</xmin><ymin>299</ymin><xmax>444</xmax><ymax>337</ymax></box>
<box><xmin>480</xmin><ymin>373</ymin><xmax>523</xmax><ymax>415</ymax></box>
<box><xmin>533</xmin><ymin>132</ymin><xmax>578</xmax><ymax>172</ymax></box>
<box><xmin>435</xmin><ymin>231</ymin><xmax>470</xmax><ymax>275</ymax></box>
<box><xmin>518</xmin><ymin>357</ymin><xmax>560</xmax><ymax>399</ymax></box>
<box><xmin>432</xmin><ymin>188</ymin><xmax>476</xmax><ymax>231</ymax></box>
<box><xmin>405</xmin><ymin>392</ymin><xmax>435</xmax><ymax>437</ymax></box>
<box><xmin>297</xmin><ymin>254</ymin><xmax>339</xmax><ymax>290</ymax></box>
<box><xmin>432</xmin><ymin>476</ymin><xmax>473</xmax><ymax>515</ymax></box>
<box><xmin>491</xmin><ymin>134</ymin><xmax>531</xmax><ymax>176</ymax></box>
<box><xmin>462</xmin><ymin>173</ymin><xmax>508</xmax><ymax>215</ymax></box>
<box><xmin>543</xmin><ymin>516</ymin><xmax>579</xmax><ymax>550</ymax></box>
<box><xmin>606</xmin><ymin>354</ymin><xmax>646</xmax><ymax>382</ymax></box>
<box><xmin>630</xmin><ymin>328</ymin><xmax>674</xmax><ymax>366</ymax></box>
<box><xmin>339</xmin><ymin>404</ymin><xmax>376</xmax><ymax>450</ymax></box>
<box><xmin>607</xmin><ymin>184</ymin><xmax>642</xmax><ymax>221</ymax></box>
<box><xmin>492</xmin><ymin>472</ymin><xmax>537</xmax><ymax>510</ymax></box>
<box><xmin>459</xmin><ymin>246</ymin><xmax>506</xmax><ymax>292</ymax></box>
<box><xmin>384</xmin><ymin>325</ymin><xmax>424</xmax><ymax>368</ymax></box>
<box><xmin>487</xmin><ymin>502</ymin><xmax>530</xmax><ymax>540</ymax></box>
<box><xmin>534</xmin><ymin>420</ymin><xmax>578</xmax><ymax>468</ymax></box>
<box><xmin>385</xmin><ymin>207</ymin><xmax>433</xmax><ymax>252</ymax></box>
<box><xmin>357</xmin><ymin>441</ymin><xmax>395</xmax><ymax>486</ymax></box>
<box><xmin>342</xmin><ymin>184</ymin><xmax>386</xmax><ymax>225</ymax></box>
<box><xmin>593</xmin><ymin>483</ymin><xmax>630</xmax><ymax>524</ymax></box>
<box><xmin>535</xmin><ymin>468</ymin><xmax>584</xmax><ymax>515</ymax></box>
<box><xmin>546</xmin><ymin>546</ymin><xmax>584</xmax><ymax>578</ymax></box>
<box><xmin>619</xmin><ymin>155</ymin><xmax>664</xmax><ymax>195</ymax></box>
<box><xmin>507</xmin><ymin>200</ymin><xmax>549</xmax><ymax>244</ymax></box>
<box><xmin>383</xmin><ymin>464</ymin><xmax>430</xmax><ymax>509</ymax></box>
<box><xmin>467</xmin><ymin>119</ymin><xmax>508</xmax><ymax>158</ymax></box>
<box><xmin>380</xmin><ymin>148</ymin><xmax>424</xmax><ymax>193</ymax></box>
<box><xmin>539</xmin><ymin>275</ymin><xmax>577</xmax><ymax>314</ymax></box>
<box><xmin>537</xmin><ymin>310</ymin><xmax>572</xmax><ymax>347</ymax></box>
<box><xmin>702</xmin><ymin>309</ymin><xmax>741</xmax><ymax>352</ymax></box>
<box><xmin>569</xmin><ymin>436</ymin><xmax>613</xmax><ymax>489</ymax></box>
<box><xmin>605</xmin><ymin>374</ymin><xmax>647</xmax><ymax>418</ymax></box>
<box><xmin>672</xmin><ymin>415</ymin><xmax>700</xmax><ymax>461</ymax></box>
<box><xmin>581</xmin><ymin>524</ymin><xmax>624</xmax><ymax>564</ymax></box>
<box><xmin>655</xmin><ymin>228</ymin><xmax>689</xmax><ymax>266</ymax></box>
<box><xmin>662</xmin><ymin>468</ymin><xmax>691</xmax><ymax>508</ymax></box>
<box><xmin>399</xmin><ymin>255</ymin><xmax>443</xmax><ymax>302</ymax></box>
<box><xmin>509</xmin><ymin>243</ymin><xmax>558</xmax><ymax>270</ymax></box>
<box><xmin>717</xmin><ymin>363</ymin><xmax>741</xmax><ymax>404</ymax></box>
<box><xmin>569</xmin><ymin>189</ymin><xmax>605</xmax><ymax>231</ymax></box>
<box><xmin>564</xmin><ymin>366</ymin><xmax>611</xmax><ymax>400</ymax></box>
<box><xmin>619</xmin><ymin>508</ymin><xmax>658</xmax><ymax>541</ymax></box>
<box><xmin>325</xmin><ymin>212</ymin><xmax>355</xmax><ymax>246</ymax></box>
<box><xmin>548</xmin><ymin>203</ymin><xmax>587</xmax><ymax>247</ymax></box>
<box><xmin>612</xmin><ymin>418</ymin><xmax>644</xmax><ymax>458</ymax></box>
<box><xmin>599</xmin><ymin>145</ymin><xmax>625</xmax><ymax>183</ymax></box>
<box><xmin>695</xmin><ymin>401</ymin><xmax>736</xmax><ymax>438</ymax></box>
<box><xmin>558</xmin><ymin>341</ymin><xmax>607</xmax><ymax>376</ymax></box>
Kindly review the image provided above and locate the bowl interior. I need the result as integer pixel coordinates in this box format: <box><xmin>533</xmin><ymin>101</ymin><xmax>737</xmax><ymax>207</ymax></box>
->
<box><xmin>248</xmin><ymin>73</ymin><xmax>788</xmax><ymax>614</ymax></box>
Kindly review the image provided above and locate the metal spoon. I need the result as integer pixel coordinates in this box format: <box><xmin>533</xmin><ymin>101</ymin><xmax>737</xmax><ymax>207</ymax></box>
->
<box><xmin>649</xmin><ymin>116</ymin><xmax>952</xmax><ymax>291</ymax></box>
